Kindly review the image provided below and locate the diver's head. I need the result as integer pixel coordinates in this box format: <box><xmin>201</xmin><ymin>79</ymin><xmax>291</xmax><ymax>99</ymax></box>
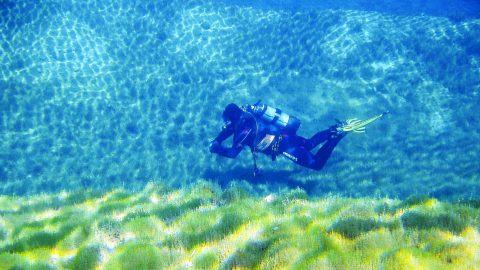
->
<box><xmin>222</xmin><ymin>103</ymin><xmax>242</xmax><ymax>123</ymax></box>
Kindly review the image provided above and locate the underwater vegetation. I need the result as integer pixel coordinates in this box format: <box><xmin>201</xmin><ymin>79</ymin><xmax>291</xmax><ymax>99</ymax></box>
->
<box><xmin>1</xmin><ymin>0</ymin><xmax>479</xmax><ymax>199</ymax></box>
<box><xmin>0</xmin><ymin>181</ymin><xmax>479</xmax><ymax>269</ymax></box>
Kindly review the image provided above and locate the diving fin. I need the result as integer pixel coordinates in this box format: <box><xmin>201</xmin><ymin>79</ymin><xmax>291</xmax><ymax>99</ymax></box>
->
<box><xmin>338</xmin><ymin>111</ymin><xmax>389</xmax><ymax>133</ymax></box>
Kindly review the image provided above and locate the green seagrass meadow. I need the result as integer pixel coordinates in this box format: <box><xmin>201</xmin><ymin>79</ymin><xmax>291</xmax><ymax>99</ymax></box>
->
<box><xmin>1</xmin><ymin>181</ymin><xmax>479</xmax><ymax>270</ymax></box>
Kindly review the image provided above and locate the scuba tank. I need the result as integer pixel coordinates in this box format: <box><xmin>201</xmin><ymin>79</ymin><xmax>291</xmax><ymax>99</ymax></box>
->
<box><xmin>244</xmin><ymin>101</ymin><xmax>301</xmax><ymax>134</ymax></box>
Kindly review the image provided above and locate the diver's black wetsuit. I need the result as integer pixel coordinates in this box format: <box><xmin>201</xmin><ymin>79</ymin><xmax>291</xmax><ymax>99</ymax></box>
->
<box><xmin>210</xmin><ymin>110</ymin><xmax>345</xmax><ymax>171</ymax></box>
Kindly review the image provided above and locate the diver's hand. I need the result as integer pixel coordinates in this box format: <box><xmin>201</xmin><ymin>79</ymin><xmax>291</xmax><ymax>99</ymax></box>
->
<box><xmin>209</xmin><ymin>140</ymin><xmax>221</xmax><ymax>153</ymax></box>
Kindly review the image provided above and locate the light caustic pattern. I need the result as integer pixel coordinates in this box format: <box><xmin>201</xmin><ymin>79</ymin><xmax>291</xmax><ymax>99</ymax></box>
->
<box><xmin>0</xmin><ymin>0</ymin><xmax>479</xmax><ymax>198</ymax></box>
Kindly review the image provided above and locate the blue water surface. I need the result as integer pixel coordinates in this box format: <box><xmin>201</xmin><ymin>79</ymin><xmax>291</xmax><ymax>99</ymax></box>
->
<box><xmin>0</xmin><ymin>0</ymin><xmax>479</xmax><ymax>199</ymax></box>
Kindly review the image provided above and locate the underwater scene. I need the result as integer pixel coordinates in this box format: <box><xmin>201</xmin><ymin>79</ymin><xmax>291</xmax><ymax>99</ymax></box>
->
<box><xmin>1</xmin><ymin>0</ymin><xmax>479</xmax><ymax>269</ymax></box>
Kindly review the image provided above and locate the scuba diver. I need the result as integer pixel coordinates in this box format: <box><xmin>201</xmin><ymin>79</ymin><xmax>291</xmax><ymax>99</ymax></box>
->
<box><xmin>209</xmin><ymin>102</ymin><xmax>387</xmax><ymax>175</ymax></box>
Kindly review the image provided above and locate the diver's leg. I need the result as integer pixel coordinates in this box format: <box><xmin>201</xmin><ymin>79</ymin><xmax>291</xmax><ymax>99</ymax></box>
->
<box><xmin>305</xmin><ymin>129</ymin><xmax>332</xmax><ymax>150</ymax></box>
<box><xmin>280</xmin><ymin>134</ymin><xmax>318</xmax><ymax>169</ymax></box>
<box><xmin>305</xmin><ymin>125</ymin><xmax>341</xmax><ymax>150</ymax></box>
<box><xmin>281</xmin><ymin>146</ymin><xmax>318</xmax><ymax>170</ymax></box>
<box><xmin>281</xmin><ymin>132</ymin><xmax>343</xmax><ymax>170</ymax></box>
<box><xmin>312</xmin><ymin>133</ymin><xmax>345</xmax><ymax>170</ymax></box>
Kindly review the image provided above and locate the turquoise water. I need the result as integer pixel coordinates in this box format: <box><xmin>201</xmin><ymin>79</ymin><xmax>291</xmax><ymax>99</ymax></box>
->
<box><xmin>0</xmin><ymin>0</ymin><xmax>479</xmax><ymax>199</ymax></box>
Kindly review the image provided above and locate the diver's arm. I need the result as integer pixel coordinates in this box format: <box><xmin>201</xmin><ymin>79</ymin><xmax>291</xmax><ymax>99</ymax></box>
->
<box><xmin>209</xmin><ymin>139</ymin><xmax>243</xmax><ymax>158</ymax></box>
<box><xmin>212</xmin><ymin>144</ymin><xmax>243</xmax><ymax>158</ymax></box>
<box><xmin>209</xmin><ymin>121</ymin><xmax>243</xmax><ymax>158</ymax></box>
<box><xmin>213</xmin><ymin>120</ymin><xmax>234</xmax><ymax>143</ymax></box>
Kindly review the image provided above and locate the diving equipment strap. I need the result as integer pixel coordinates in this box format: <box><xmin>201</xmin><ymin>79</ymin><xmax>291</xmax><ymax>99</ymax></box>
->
<box><xmin>234</xmin><ymin>128</ymin><xmax>252</xmax><ymax>147</ymax></box>
<box><xmin>251</xmin><ymin>147</ymin><xmax>259</xmax><ymax>177</ymax></box>
<box><xmin>270</xmin><ymin>135</ymin><xmax>282</xmax><ymax>161</ymax></box>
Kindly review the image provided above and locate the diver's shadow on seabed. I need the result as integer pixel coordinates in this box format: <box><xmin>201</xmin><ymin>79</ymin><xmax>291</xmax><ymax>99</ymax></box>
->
<box><xmin>203</xmin><ymin>167</ymin><xmax>317</xmax><ymax>193</ymax></box>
